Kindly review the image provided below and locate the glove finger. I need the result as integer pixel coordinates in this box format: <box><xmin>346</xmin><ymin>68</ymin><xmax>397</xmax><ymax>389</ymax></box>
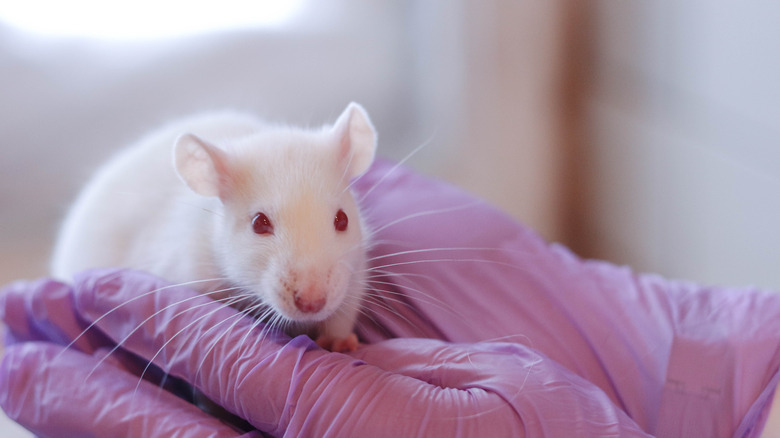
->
<box><xmin>0</xmin><ymin>342</ymin><xmax>252</xmax><ymax>438</ymax></box>
<box><xmin>0</xmin><ymin>277</ymin><xmax>112</xmax><ymax>353</ymax></box>
<box><xmin>72</xmin><ymin>269</ymin><xmax>297</xmax><ymax>431</ymax></box>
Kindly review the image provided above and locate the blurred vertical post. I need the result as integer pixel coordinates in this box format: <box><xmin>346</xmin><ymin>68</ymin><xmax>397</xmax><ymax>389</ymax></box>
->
<box><xmin>412</xmin><ymin>0</ymin><xmax>571</xmax><ymax>243</ymax></box>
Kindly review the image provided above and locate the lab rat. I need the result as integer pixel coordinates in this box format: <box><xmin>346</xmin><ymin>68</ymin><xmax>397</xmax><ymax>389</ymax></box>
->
<box><xmin>51</xmin><ymin>102</ymin><xmax>376</xmax><ymax>352</ymax></box>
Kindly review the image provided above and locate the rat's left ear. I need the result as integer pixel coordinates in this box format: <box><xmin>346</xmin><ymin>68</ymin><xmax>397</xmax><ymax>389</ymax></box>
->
<box><xmin>331</xmin><ymin>102</ymin><xmax>377</xmax><ymax>178</ymax></box>
<box><xmin>173</xmin><ymin>133</ymin><xmax>230</xmax><ymax>198</ymax></box>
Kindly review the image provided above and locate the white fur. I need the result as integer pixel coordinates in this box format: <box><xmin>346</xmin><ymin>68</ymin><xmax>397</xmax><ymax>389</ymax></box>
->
<box><xmin>51</xmin><ymin>103</ymin><xmax>377</xmax><ymax>343</ymax></box>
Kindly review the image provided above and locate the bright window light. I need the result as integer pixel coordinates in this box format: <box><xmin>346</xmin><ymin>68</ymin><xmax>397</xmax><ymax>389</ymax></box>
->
<box><xmin>0</xmin><ymin>0</ymin><xmax>305</xmax><ymax>40</ymax></box>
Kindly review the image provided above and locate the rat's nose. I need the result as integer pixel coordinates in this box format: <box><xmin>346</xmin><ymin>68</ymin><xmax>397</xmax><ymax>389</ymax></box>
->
<box><xmin>294</xmin><ymin>290</ymin><xmax>326</xmax><ymax>313</ymax></box>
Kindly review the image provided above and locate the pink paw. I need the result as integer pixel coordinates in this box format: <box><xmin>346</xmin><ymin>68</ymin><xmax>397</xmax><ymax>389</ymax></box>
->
<box><xmin>316</xmin><ymin>333</ymin><xmax>359</xmax><ymax>353</ymax></box>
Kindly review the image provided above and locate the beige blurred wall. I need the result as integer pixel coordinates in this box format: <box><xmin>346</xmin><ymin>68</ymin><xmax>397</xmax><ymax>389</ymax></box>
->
<box><xmin>433</xmin><ymin>1</ymin><xmax>569</xmax><ymax>242</ymax></box>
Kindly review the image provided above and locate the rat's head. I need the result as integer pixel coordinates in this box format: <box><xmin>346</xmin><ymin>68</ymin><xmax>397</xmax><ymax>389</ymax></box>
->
<box><xmin>173</xmin><ymin>102</ymin><xmax>376</xmax><ymax>324</ymax></box>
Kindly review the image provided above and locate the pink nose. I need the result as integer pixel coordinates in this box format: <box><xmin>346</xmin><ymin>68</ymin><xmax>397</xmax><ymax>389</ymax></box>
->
<box><xmin>294</xmin><ymin>292</ymin><xmax>326</xmax><ymax>313</ymax></box>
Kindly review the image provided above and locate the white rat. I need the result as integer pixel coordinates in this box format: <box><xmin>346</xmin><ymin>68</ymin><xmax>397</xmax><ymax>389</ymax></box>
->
<box><xmin>51</xmin><ymin>102</ymin><xmax>376</xmax><ymax>352</ymax></box>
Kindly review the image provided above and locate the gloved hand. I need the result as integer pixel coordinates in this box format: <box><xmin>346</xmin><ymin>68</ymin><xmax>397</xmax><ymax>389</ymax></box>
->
<box><xmin>0</xmin><ymin>270</ymin><xmax>649</xmax><ymax>437</ymax></box>
<box><xmin>2</xmin><ymin>159</ymin><xmax>780</xmax><ymax>437</ymax></box>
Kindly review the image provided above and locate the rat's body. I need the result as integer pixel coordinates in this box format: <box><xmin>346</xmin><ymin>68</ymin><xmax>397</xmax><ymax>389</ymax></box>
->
<box><xmin>52</xmin><ymin>103</ymin><xmax>377</xmax><ymax>351</ymax></box>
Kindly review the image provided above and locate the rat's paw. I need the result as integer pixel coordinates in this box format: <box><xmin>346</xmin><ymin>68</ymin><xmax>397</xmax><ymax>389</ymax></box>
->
<box><xmin>316</xmin><ymin>333</ymin><xmax>359</xmax><ymax>353</ymax></box>
<box><xmin>332</xmin><ymin>333</ymin><xmax>359</xmax><ymax>353</ymax></box>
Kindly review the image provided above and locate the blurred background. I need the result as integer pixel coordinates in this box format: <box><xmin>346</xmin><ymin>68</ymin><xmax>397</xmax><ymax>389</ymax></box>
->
<box><xmin>1</xmin><ymin>1</ymin><xmax>780</xmax><ymax>435</ymax></box>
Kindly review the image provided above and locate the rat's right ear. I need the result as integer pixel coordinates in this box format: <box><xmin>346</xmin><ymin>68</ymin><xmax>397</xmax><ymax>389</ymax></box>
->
<box><xmin>173</xmin><ymin>133</ymin><xmax>229</xmax><ymax>198</ymax></box>
<box><xmin>331</xmin><ymin>102</ymin><xmax>377</xmax><ymax>179</ymax></box>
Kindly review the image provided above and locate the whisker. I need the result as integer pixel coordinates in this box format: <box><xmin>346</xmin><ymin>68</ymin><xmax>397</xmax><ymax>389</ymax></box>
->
<box><xmin>192</xmin><ymin>299</ymin><xmax>288</xmax><ymax>385</ymax></box>
<box><xmin>194</xmin><ymin>299</ymin><xmax>268</xmax><ymax>378</ymax></box>
<box><xmin>174</xmin><ymin>295</ymin><xmax>258</xmax><ymax>392</ymax></box>
<box><xmin>365</xmin><ymin>246</ymin><xmax>524</xmax><ymax>264</ymax></box>
<box><xmin>355</xmin><ymin>133</ymin><xmax>436</xmax><ymax>203</ymax></box>
<box><xmin>358</xmin><ymin>287</ymin><xmax>430</xmax><ymax>336</ymax></box>
<box><xmin>368</xmin><ymin>201</ymin><xmax>483</xmax><ymax>235</ymax></box>
<box><xmin>167</xmin><ymin>291</ymin><xmax>257</xmax><ymax>369</ymax></box>
<box><xmin>367</xmin><ymin>255</ymin><xmax>533</xmax><ymax>274</ymax></box>
<box><xmin>60</xmin><ymin>277</ymin><xmax>230</xmax><ymax>360</ymax></box>
<box><xmin>133</xmin><ymin>291</ymin><xmax>255</xmax><ymax>397</ymax></box>
<box><xmin>362</xmin><ymin>278</ymin><xmax>459</xmax><ymax>319</ymax></box>
<box><xmin>234</xmin><ymin>301</ymin><xmax>279</xmax><ymax>355</ymax></box>
<box><xmin>85</xmin><ymin>285</ymin><xmax>241</xmax><ymax>381</ymax></box>
<box><xmin>364</xmin><ymin>267</ymin><xmax>439</xmax><ymax>282</ymax></box>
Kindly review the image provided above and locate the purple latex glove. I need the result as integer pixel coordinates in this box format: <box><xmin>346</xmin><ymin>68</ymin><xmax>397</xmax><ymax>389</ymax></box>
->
<box><xmin>0</xmin><ymin>271</ymin><xmax>649</xmax><ymax>437</ymax></box>
<box><xmin>0</xmin><ymin>159</ymin><xmax>777</xmax><ymax>437</ymax></box>
<box><xmin>0</xmin><ymin>276</ymin><xmax>270</xmax><ymax>437</ymax></box>
<box><xmin>353</xmin><ymin>161</ymin><xmax>780</xmax><ymax>436</ymax></box>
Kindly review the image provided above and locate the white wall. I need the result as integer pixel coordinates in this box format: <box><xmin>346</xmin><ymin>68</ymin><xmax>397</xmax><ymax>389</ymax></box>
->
<box><xmin>583</xmin><ymin>1</ymin><xmax>780</xmax><ymax>289</ymax></box>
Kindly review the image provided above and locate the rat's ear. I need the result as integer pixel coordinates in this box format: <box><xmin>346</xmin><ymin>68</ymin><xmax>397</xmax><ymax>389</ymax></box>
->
<box><xmin>173</xmin><ymin>133</ymin><xmax>230</xmax><ymax>198</ymax></box>
<box><xmin>331</xmin><ymin>102</ymin><xmax>377</xmax><ymax>178</ymax></box>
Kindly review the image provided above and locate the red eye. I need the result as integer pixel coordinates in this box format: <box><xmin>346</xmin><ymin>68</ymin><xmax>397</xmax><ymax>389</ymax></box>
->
<box><xmin>252</xmin><ymin>212</ymin><xmax>274</xmax><ymax>235</ymax></box>
<box><xmin>334</xmin><ymin>209</ymin><xmax>348</xmax><ymax>232</ymax></box>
